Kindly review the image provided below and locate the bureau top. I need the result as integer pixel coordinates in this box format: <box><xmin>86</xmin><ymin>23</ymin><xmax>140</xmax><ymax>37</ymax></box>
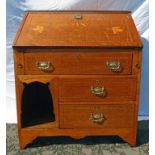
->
<box><xmin>13</xmin><ymin>11</ymin><xmax>143</xmax><ymax>49</ymax></box>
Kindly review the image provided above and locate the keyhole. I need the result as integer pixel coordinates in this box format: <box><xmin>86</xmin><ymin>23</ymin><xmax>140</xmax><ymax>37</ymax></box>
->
<box><xmin>96</xmin><ymin>80</ymin><xmax>100</xmax><ymax>84</ymax></box>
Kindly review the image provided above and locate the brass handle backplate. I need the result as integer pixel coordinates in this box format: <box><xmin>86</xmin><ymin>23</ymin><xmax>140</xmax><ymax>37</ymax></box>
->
<box><xmin>91</xmin><ymin>86</ymin><xmax>106</xmax><ymax>97</ymax></box>
<box><xmin>89</xmin><ymin>113</ymin><xmax>105</xmax><ymax>123</ymax></box>
<box><xmin>74</xmin><ymin>14</ymin><xmax>83</xmax><ymax>20</ymax></box>
<box><xmin>36</xmin><ymin>61</ymin><xmax>54</xmax><ymax>72</ymax></box>
<box><xmin>106</xmin><ymin>61</ymin><xmax>122</xmax><ymax>72</ymax></box>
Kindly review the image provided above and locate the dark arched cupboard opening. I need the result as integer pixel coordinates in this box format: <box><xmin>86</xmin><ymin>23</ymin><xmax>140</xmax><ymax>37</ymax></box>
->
<box><xmin>21</xmin><ymin>82</ymin><xmax>55</xmax><ymax>127</ymax></box>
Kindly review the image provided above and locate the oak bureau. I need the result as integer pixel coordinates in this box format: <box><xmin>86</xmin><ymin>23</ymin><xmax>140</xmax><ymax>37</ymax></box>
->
<box><xmin>13</xmin><ymin>11</ymin><xmax>143</xmax><ymax>149</ymax></box>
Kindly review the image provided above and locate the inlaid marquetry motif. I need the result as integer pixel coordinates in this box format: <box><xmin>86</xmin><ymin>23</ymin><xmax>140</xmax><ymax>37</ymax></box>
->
<box><xmin>32</xmin><ymin>25</ymin><xmax>44</xmax><ymax>33</ymax></box>
<box><xmin>112</xmin><ymin>26</ymin><xmax>123</xmax><ymax>34</ymax></box>
<box><xmin>14</xmin><ymin>12</ymin><xmax>141</xmax><ymax>47</ymax></box>
<box><xmin>13</xmin><ymin>11</ymin><xmax>143</xmax><ymax>149</ymax></box>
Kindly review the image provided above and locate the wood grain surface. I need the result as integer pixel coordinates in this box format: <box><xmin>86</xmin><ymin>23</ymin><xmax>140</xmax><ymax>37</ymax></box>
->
<box><xmin>13</xmin><ymin>11</ymin><xmax>143</xmax><ymax>149</ymax></box>
<box><xmin>60</xmin><ymin>76</ymin><xmax>137</xmax><ymax>102</ymax></box>
<box><xmin>24</xmin><ymin>51</ymin><xmax>133</xmax><ymax>75</ymax></box>
<box><xmin>13</xmin><ymin>11</ymin><xmax>143</xmax><ymax>48</ymax></box>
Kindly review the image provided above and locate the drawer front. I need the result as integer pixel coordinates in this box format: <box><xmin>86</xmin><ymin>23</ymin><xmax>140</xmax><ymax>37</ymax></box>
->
<box><xmin>60</xmin><ymin>76</ymin><xmax>137</xmax><ymax>102</ymax></box>
<box><xmin>24</xmin><ymin>52</ymin><xmax>132</xmax><ymax>75</ymax></box>
<box><xmin>59</xmin><ymin>104</ymin><xmax>135</xmax><ymax>128</ymax></box>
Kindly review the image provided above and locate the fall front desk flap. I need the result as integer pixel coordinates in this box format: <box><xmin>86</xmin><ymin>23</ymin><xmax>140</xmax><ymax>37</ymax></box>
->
<box><xmin>13</xmin><ymin>11</ymin><xmax>143</xmax><ymax>48</ymax></box>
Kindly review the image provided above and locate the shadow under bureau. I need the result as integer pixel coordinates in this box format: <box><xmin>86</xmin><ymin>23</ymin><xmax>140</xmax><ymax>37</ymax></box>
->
<box><xmin>13</xmin><ymin>11</ymin><xmax>143</xmax><ymax>149</ymax></box>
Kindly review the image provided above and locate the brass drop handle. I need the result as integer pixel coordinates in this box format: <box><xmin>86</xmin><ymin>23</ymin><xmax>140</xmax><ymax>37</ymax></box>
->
<box><xmin>91</xmin><ymin>86</ymin><xmax>106</xmax><ymax>97</ymax></box>
<box><xmin>90</xmin><ymin>113</ymin><xmax>105</xmax><ymax>123</ymax></box>
<box><xmin>36</xmin><ymin>61</ymin><xmax>54</xmax><ymax>71</ymax></box>
<box><xmin>106</xmin><ymin>61</ymin><xmax>122</xmax><ymax>72</ymax></box>
<box><xmin>74</xmin><ymin>14</ymin><xmax>83</xmax><ymax>20</ymax></box>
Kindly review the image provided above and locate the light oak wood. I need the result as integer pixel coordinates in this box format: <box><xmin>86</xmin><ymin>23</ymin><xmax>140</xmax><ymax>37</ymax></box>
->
<box><xmin>59</xmin><ymin>76</ymin><xmax>137</xmax><ymax>102</ymax></box>
<box><xmin>16</xmin><ymin>75</ymin><xmax>59</xmax><ymax>129</ymax></box>
<box><xmin>13</xmin><ymin>11</ymin><xmax>142</xmax><ymax>48</ymax></box>
<box><xmin>19</xmin><ymin>127</ymin><xmax>134</xmax><ymax>148</ymax></box>
<box><xmin>59</xmin><ymin>104</ymin><xmax>135</xmax><ymax>128</ymax></box>
<box><xmin>13</xmin><ymin>11</ymin><xmax>143</xmax><ymax>149</ymax></box>
<box><xmin>24</xmin><ymin>51</ymin><xmax>133</xmax><ymax>75</ymax></box>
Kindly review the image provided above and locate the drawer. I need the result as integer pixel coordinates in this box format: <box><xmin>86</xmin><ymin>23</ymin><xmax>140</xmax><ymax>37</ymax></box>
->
<box><xmin>24</xmin><ymin>51</ymin><xmax>132</xmax><ymax>75</ymax></box>
<box><xmin>60</xmin><ymin>76</ymin><xmax>137</xmax><ymax>102</ymax></box>
<box><xmin>59</xmin><ymin>104</ymin><xmax>135</xmax><ymax>128</ymax></box>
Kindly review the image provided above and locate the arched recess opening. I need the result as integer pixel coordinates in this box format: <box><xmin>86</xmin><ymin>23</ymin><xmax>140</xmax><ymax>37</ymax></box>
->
<box><xmin>21</xmin><ymin>82</ymin><xmax>55</xmax><ymax>127</ymax></box>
